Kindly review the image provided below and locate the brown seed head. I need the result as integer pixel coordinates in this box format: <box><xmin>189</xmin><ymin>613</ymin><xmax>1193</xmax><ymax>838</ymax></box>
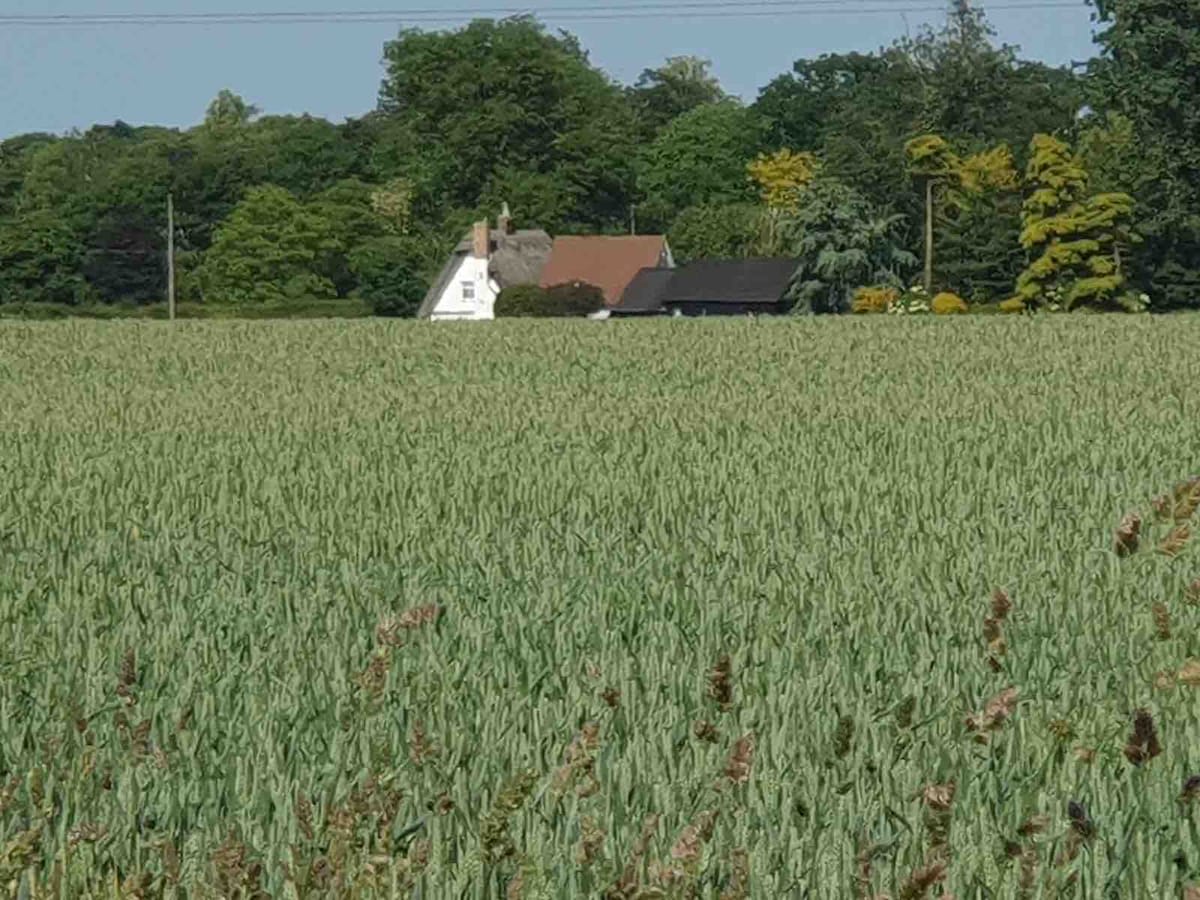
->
<box><xmin>897</xmin><ymin>859</ymin><xmax>947</xmax><ymax>900</ymax></box>
<box><xmin>1186</xmin><ymin>578</ymin><xmax>1200</xmax><ymax>605</ymax></box>
<box><xmin>1048</xmin><ymin>719</ymin><xmax>1074</xmax><ymax>741</ymax></box>
<box><xmin>693</xmin><ymin>720</ymin><xmax>720</xmax><ymax>743</ymax></box>
<box><xmin>1180</xmin><ymin>775</ymin><xmax>1200</xmax><ymax>805</ymax></box>
<box><xmin>1178</xmin><ymin>660</ymin><xmax>1200</xmax><ymax>686</ymax></box>
<box><xmin>601</xmin><ymin>686</ymin><xmax>621</xmax><ymax>709</ymax></box>
<box><xmin>1155</xmin><ymin>670</ymin><xmax>1178</xmax><ymax>691</ymax></box>
<box><xmin>669</xmin><ymin>810</ymin><xmax>717</xmax><ymax>865</ymax></box>
<box><xmin>397</xmin><ymin>603</ymin><xmax>442</xmax><ymax>631</ymax></box>
<box><xmin>855</xmin><ymin>842</ymin><xmax>882</xmax><ymax>900</ymax></box>
<box><xmin>708</xmin><ymin>655</ymin><xmax>734</xmax><ymax>709</ymax></box>
<box><xmin>1115</xmin><ymin>512</ymin><xmax>1142</xmax><ymax>557</ymax></box>
<box><xmin>1017</xmin><ymin>814</ymin><xmax>1050</xmax><ymax>837</ymax></box>
<box><xmin>921</xmin><ymin>782</ymin><xmax>956</xmax><ymax>812</ymax></box>
<box><xmin>296</xmin><ymin>792</ymin><xmax>315</xmax><ymax>842</ymax></box>
<box><xmin>723</xmin><ymin>733</ymin><xmax>756</xmax><ymax>785</ymax></box>
<box><xmin>1161</xmin><ymin>524</ymin><xmax>1192</xmax><ymax>558</ymax></box>
<box><xmin>357</xmin><ymin>651</ymin><xmax>390</xmax><ymax>698</ymax></box>
<box><xmin>1066</xmin><ymin>800</ymin><xmax>1094</xmax><ymax>839</ymax></box>
<box><xmin>67</xmin><ymin>823</ymin><xmax>107</xmax><ymax>847</ymax></box>
<box><xmin>991</xmin><ymin>589</ymin><xmax>1012</xmax><ymax>621</ymax></box>
<box><xmin>1172</xmin><ymin>477</ymin><xmax>1200</xmax><ymax>522</ymax></box>
<box><xmin>1184</xmin><ymin>885</ymin><xmax>1200</xmax><ymax>900</ymax></box>
<box><xmin>409</xmin><ymin>721</ymin><xmax>436</xmax><ymax>768</ymax></box>
<box><xmin>1153</xmin><ymin>602</ymin><xmax>1172</xmax><ymax>640</ymax></box>
<box><xmin>576</xmin><ymin>815</ymin><xmax>606</xmax><ymax>867</ymax></box>
<box><xmin>966</xmin><ymin>687</ymin><xmax>1019</xmax><ymax>741</ymax></box>
<box><xmin>1124</xmin><ymin>709</ymin><xmax>1162</xmax><ymax>766</ymax></box>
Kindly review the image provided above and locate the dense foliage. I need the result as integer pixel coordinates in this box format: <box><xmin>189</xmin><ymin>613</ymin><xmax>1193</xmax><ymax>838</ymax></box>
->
<box><xmin>2</xmin><ymin>318</ymin><xmax>1200</xmax><ymax>895</ymax></box>
<box><xmin>495</xmin><ymin>282</ymin><xmax>605</xmax><ymax>317</ymax></box>
<box><xmin>0</xmin><ymin>6</ymin><xmax>1195</xmax><ymax>312</ymax></box>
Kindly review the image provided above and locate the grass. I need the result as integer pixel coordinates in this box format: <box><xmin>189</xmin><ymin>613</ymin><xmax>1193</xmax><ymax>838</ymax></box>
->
<box><xmin>1</xmin><ymin>315</ymin><xmax>1199</xmax><ymax>898</ymax></box>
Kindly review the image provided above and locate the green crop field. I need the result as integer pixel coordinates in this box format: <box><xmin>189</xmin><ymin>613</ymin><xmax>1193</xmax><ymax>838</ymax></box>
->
<box><xmin>2</xmin><ymin>316</ymin><xmax>1199</xmax><ymax>899</ymax></box>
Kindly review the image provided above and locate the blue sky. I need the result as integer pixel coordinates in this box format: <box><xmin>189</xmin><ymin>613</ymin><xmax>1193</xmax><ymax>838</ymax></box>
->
<box><xmin>1</xmin><ymin>1</ymin><xmax>1098</xmax><ymax>139</ymax></box>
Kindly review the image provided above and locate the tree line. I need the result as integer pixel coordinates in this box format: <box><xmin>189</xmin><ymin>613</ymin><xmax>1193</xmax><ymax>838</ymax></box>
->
<box><xmin>0</xmin><ymin>0</ymin><xmax>1195</xmax><ymax>315</ymax></box>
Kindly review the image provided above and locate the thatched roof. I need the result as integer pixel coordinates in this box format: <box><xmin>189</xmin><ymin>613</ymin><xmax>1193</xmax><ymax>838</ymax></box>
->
<box><xmin>417</xmin><ymin>229</ymin><xmax>553</xmax><ymax>319</ymax></box>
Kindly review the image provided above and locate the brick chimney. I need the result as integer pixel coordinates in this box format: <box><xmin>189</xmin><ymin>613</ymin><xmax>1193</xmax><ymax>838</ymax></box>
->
<box><xmin>472</xmin><ymin>220</ymin><xmax>490</xmax><ymax>259</ymax></box>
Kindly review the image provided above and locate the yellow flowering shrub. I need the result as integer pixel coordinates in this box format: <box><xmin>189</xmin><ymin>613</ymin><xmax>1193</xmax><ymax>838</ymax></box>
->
<box><xmin>931</xmin><ymin>292</ymin><xmax>969</xmax><ymax>315</ymax></box>
<box><xmin>851</xmin><ymin>286</ymin><xmax>899</xmax><ymax>314</ymax></box>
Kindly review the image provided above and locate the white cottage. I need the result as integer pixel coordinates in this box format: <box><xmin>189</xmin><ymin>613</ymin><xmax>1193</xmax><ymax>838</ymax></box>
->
<box><xmin>416</xmin><ymin>206</ymin><xmax>553</xmax><ymax>321</ymax></box>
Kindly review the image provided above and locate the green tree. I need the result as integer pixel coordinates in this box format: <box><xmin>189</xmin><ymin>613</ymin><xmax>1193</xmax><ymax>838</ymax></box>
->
<box><xmin>753</xmin><ymin>52</ymin><xmax>898</xmax><ymax>151</ymax></box>
<box><xmin>1014</xmin><ymin>134</ymin><xmax>1137</xmax><ymax>311</ymax></box>
<box><xmin>195</xmin><ymin>185</ymin><xmax>342</xmax><ymax>304</ymax></box>
<box><xmin>667</xmin><ymin>203</ymin><xmax>766</xmax><ymax>264</ymax></box>
<box><xmin>3</xmin><ymin>124</ymin><xmax>182</xmax><ymax>305</ymax></box>
<box><xmin>900</xmin><ymin>1</ymin><xmax>1082</xmax><ymax>147</ymax></box>
<box><xmin>378</xmin><ymin>17</ymin><xmax>638</xmax><ymax>230</ymax></box>
<box><xmin>628</xmin><ymin>56</ymin><xmax>726</xmax><ymax>139</ymax></box>
<box><xmin>243</xmin><ymin>115</ymin><xmax>363</xmax><ymax>197</ymax></box>
<box><xmin>937</xmin><ymin>144</ymin><xmax>1023</xmax><ymax>301</ymax></box>
<box><xmin>204</xmin><ymin>90</ymin><xmax>260</xmax><ymax>131</ymax></box>
<box><xmin>349</xmin><ymin>236</ymin><xmax>427</xmax><ymax>317</ymax></box>
<box><xmin>636</xmin><ymin>100</ymin><xmax>763</xmax><ymax>230</ymax></box>
<box><xmin>0</xmin><ymin>209</ymin><xmax>90</xmax><ymax>305</ymax></box>
<box><xmin>1089</xmin><ymin>0</ymin><xmax>1200</xmax><ymax>309</ymax></box>
<box><xmin>0</xmin><ymin>133</ymin><xmax>57</xmax><ymax>218</ymax></box>
<box><xmin>781</xmin><ymin>178</ymin><xmax>917</xmax><ymax>314</ymax></box>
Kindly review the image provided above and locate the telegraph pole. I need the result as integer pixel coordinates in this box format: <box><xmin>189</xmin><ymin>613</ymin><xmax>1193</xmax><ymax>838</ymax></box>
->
<box><xmin>167</xmin><ymin>193</ymin><xmax>176</xmax><ymax>321</ymax></box>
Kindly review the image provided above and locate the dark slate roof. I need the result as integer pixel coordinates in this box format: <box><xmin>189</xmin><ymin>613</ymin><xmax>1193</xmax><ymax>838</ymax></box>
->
<box><xmin>417</xmin><ymin>229</ymin><xmax>553</xmax><ymax>319</ymax></box>
<box><xmin>615</xmin><ymin>267</ymin><xmax>675</xmax><ymax>312</ymax></box>
<box><xmin>658</xmin><ymin>258</ymin><xmax>798</xmax><ymax>306</ymax></box>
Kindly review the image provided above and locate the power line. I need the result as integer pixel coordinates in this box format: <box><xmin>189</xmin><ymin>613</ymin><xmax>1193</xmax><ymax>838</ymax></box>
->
<box><xmin>0</xmin><ymin>1</ymin><xmax>1089</xmax><ymax>27</ymax></box>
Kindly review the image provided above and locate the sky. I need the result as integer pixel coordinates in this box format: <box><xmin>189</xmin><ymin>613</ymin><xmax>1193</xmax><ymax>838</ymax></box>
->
<box><xmin>0</xmin><ymin>1</ymin><xmax>1099</xmax><ymax>140</ymax></box>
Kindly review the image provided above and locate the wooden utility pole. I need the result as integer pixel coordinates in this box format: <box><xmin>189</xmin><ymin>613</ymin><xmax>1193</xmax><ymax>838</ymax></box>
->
<box><xmin>167</xmin><ymin>193</ymin><xmax>176</xmax><ymax>320</ymax></box>
<box><xmin>630</xmin><ymin>204</ymin><xmax>637</xmax><ymax>236</ymax></box>
<box><xmin>923</xmin><ymin>179</ymin><xmax>934</xmax><ymax>293</ymax></box>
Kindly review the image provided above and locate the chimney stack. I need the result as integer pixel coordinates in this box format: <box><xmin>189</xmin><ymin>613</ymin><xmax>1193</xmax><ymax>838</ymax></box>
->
<box><xmin>472</xmin><ymin>220</ymin><xmax>490</xmax><ymax>260</ymax></box>
<box><xmin>497</xmin><ymin>202</ymin><xmax>513</xmax><ymax>236</ymax></box>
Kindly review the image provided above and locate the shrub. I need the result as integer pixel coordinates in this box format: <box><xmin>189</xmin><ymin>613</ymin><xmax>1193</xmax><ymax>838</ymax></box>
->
<box><xmin>999</xmin><ymin>297</ymin><xmax>1028</xmax><ymax>314</ymax></box>
<box><xmin>495</xmin><ymin>284</ymin><xmax>551</xmax><ymax>318</ymax></box>
<box><xmin>495</xmin><ymin>282</ymin><xmax>604</xmax><ymax>318</ymax></box>
<box><xmin>851</xmin><ymin>286</ymin><xmax>899</xmax><ymax>314</ymax></box>
<box><xmin>543</xmin><ymin>282</ymin><xmax>605</xmax><ymax>316</ymax></box>
<box><xmin>931</xmin><ymin>292</ymin><xmax>969</xmax><ymax>315</ymax></box>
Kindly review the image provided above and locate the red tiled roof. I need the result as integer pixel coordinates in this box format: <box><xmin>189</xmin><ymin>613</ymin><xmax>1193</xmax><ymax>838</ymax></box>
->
<box><xmin>538</xmin><ymin>236</ymin><xmax>670</xmax><ymax>307</ymax></box>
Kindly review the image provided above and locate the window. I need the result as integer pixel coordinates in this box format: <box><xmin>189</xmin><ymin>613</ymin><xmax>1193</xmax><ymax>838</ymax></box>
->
<box><xmin>462</xmin><ymin>280</ymin><xmax>476</xmax><ymax>301</ymax></box>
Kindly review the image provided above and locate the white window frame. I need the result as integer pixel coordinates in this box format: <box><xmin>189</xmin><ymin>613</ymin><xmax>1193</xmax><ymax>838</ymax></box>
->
<box><xmin>462</xmin><ymin>280</ymin><xmax>476</xmax><ymax>301</ymax></box>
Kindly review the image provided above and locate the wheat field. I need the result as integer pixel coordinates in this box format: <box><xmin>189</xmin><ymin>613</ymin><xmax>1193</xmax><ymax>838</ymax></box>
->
<box><xmin>1</xmin><ymin>316</ymin><xmax>1199</xmax><ymax>898</ymax></box>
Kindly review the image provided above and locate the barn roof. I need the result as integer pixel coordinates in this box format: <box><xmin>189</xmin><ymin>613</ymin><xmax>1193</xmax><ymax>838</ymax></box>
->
<box><xmin>657</xmin><ymin>258</ymin><xmax>798</xmax><ymax>307</ymax></box>
<box><xmin>614</xmin><ymin>267</ymin><xmax>675</xmax><ymax>313</ymax></box>
<box><xmin>538</xmin><ymin>236</ymin><xmax>671</xmax><ymax>307</ymax></box>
